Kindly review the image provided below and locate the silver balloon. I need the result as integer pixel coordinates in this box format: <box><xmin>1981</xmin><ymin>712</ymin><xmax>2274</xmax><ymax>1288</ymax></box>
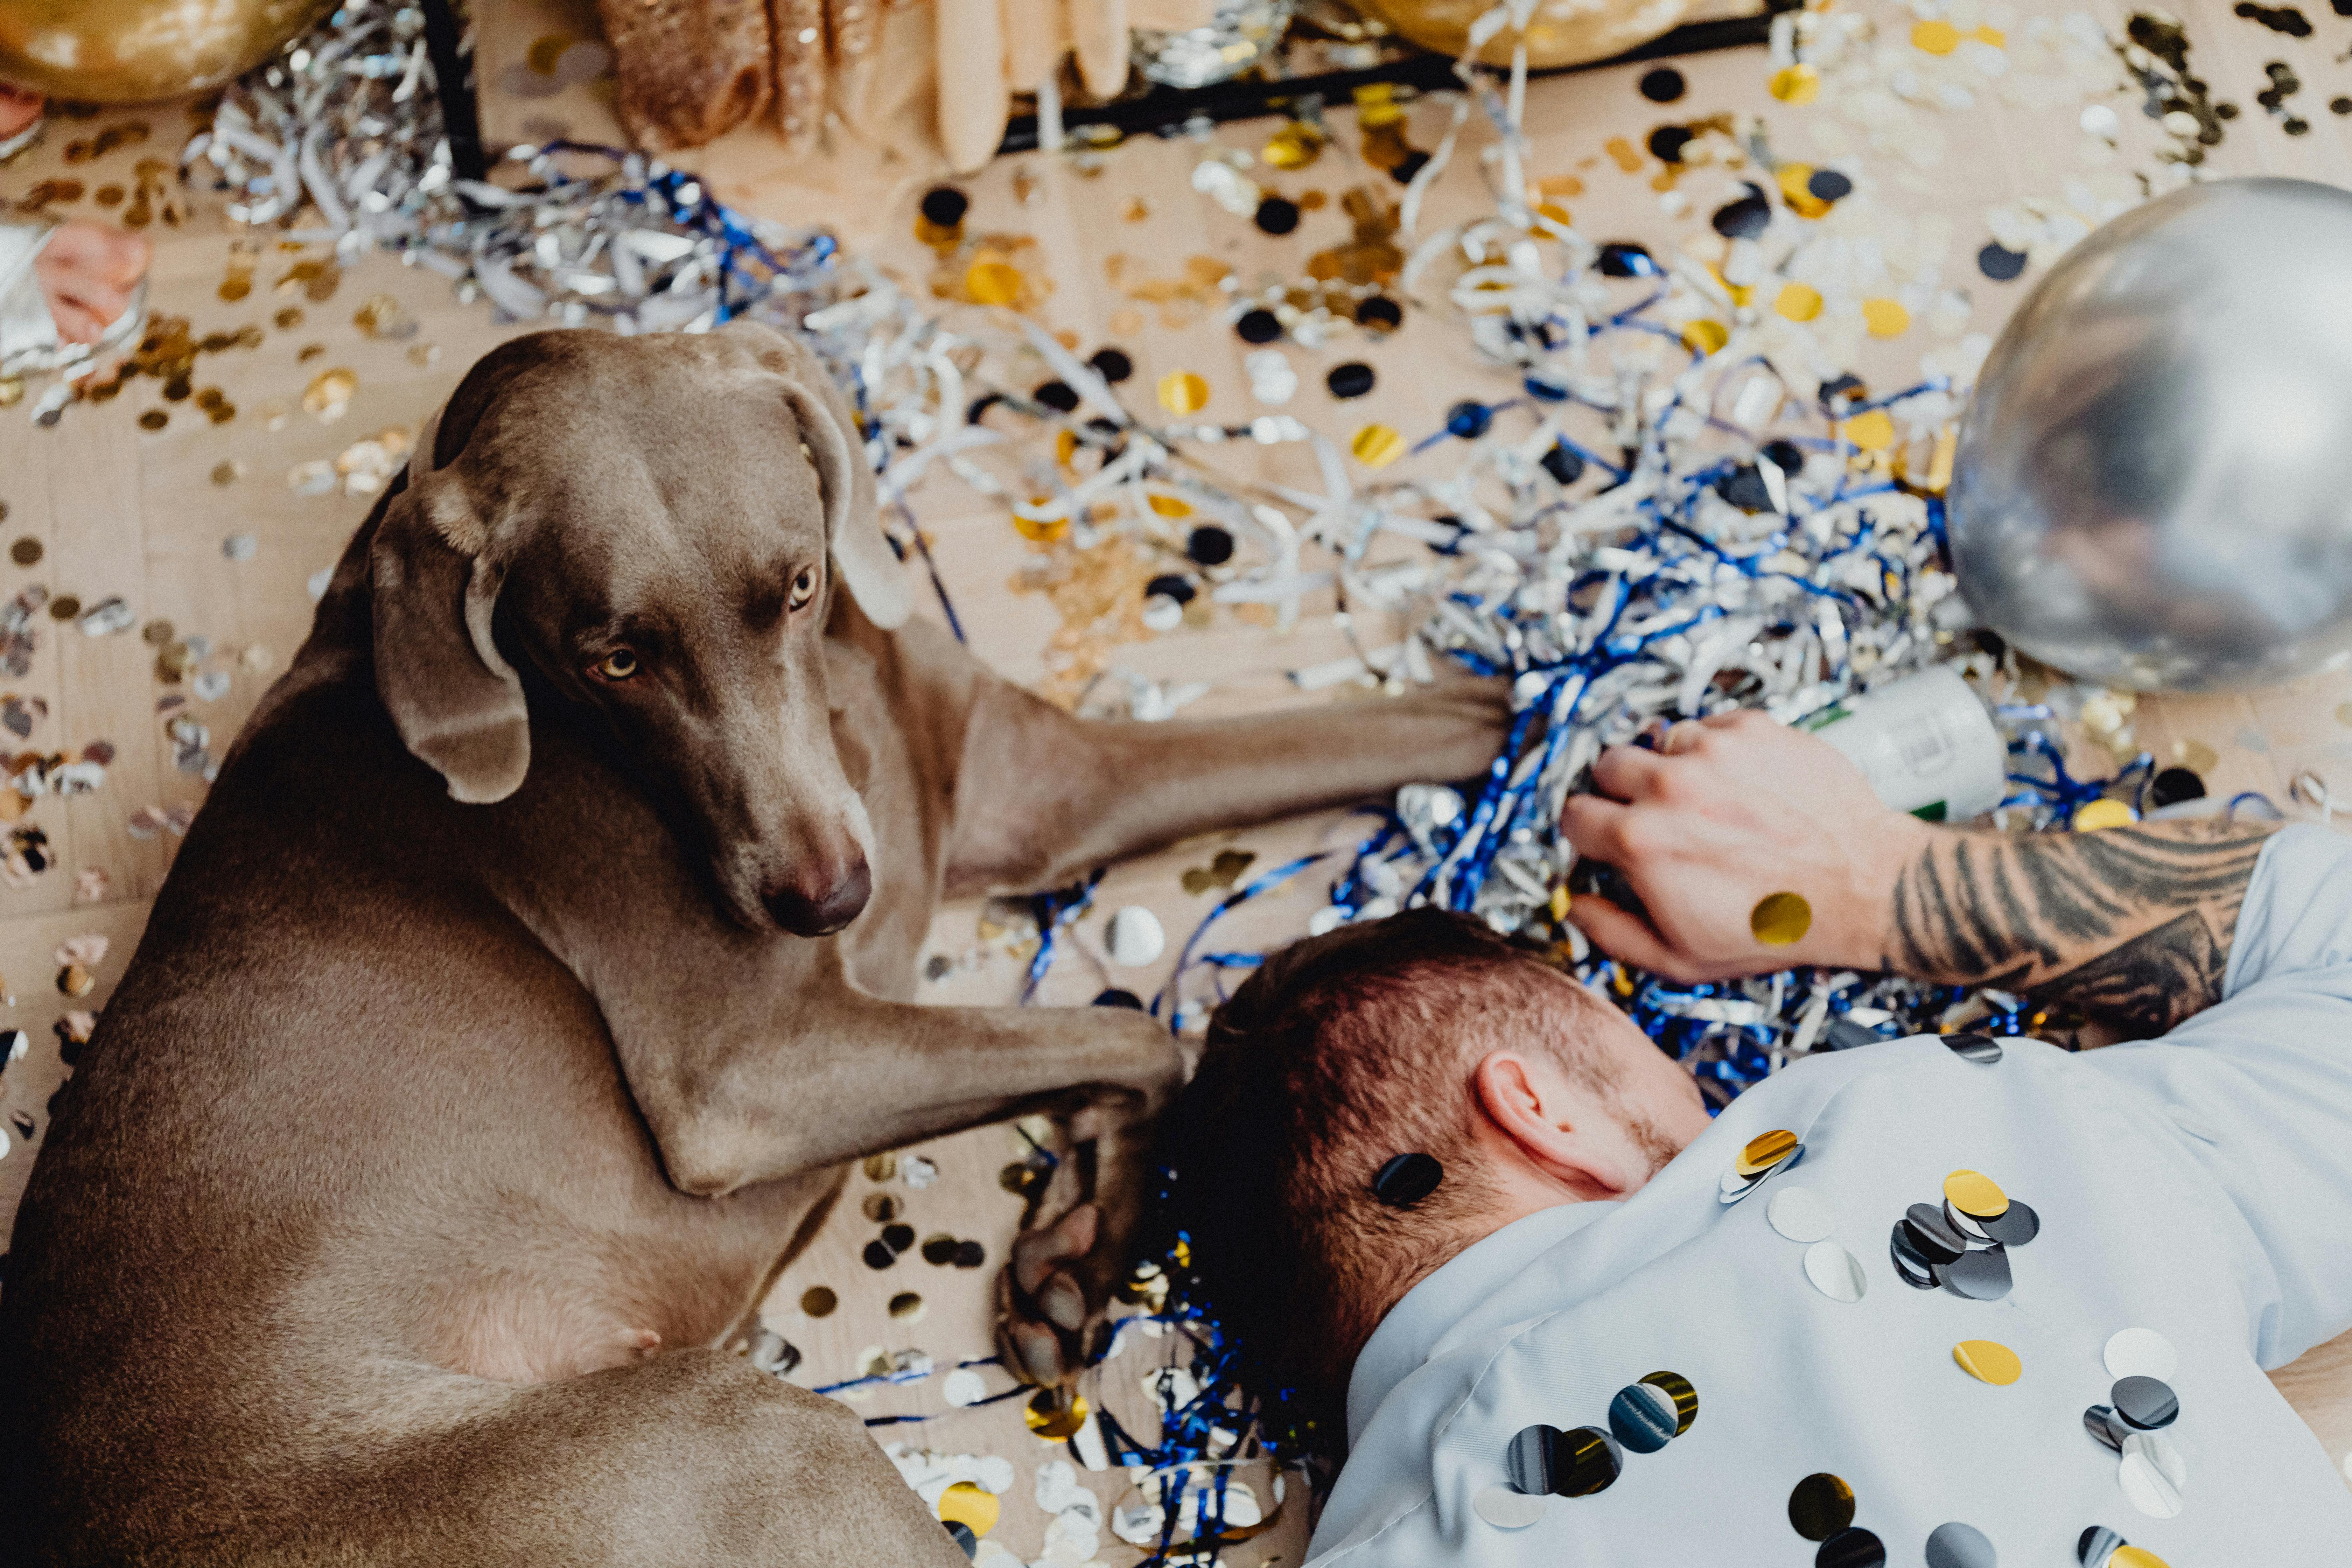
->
<box><xmin>1949</xmin><ymin>177</ymin><xmax>2352</xmax><ymax>691</ymax></box>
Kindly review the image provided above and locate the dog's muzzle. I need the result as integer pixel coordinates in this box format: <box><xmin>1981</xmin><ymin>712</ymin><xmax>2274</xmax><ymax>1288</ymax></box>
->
<box><xmin>762</xmin><ymin>857</ymin><xmax>872</xmax><ymax>937</ymax></box>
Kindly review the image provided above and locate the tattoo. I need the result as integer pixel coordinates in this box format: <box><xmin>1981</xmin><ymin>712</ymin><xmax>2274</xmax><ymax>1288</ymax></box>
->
<box><xmin>1886</xmin><ymin>819</ymin><xmax>2278</xmax><ymax>1036</ymax></box>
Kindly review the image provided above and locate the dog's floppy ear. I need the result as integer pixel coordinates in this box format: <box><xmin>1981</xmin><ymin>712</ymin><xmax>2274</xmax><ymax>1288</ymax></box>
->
<box><xmin>725</xmin><ymin>321</ymin><xmax>913</xmax><ymax>629</ymax></box>
<box><xmin>370</xmin><ymin>342</ymin><xmax>547</xmax><ymax>804</ymax></box>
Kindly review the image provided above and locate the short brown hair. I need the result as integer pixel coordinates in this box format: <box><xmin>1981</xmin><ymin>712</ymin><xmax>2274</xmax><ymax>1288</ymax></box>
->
<box><xmin>1155</xmin><ymin>908</ymin><xmax>1623</xmax><ymax>1449</ymax></box>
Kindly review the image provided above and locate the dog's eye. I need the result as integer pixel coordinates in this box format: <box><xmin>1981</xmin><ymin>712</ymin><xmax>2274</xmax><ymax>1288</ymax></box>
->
<box><xmin>788</xmin><ymin>566</ymin><xmax>819</xmax><ymax>613</ymax></box>
<box><xmin>593</xmin><ymin>649</ymin><xmax>639</xmax><ymax>681</ymax></box>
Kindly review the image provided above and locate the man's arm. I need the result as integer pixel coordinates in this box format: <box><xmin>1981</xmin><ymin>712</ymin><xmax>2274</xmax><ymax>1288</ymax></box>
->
<box><xmin>1885</xmin><ymin>818</ymin><xmax>2275</xmax><ymax>1036</ymax></box>
<box><xmin>1557</xmin><ymin>709</ymin><xmax>2280</xmax><ymax>1037</ymax></box>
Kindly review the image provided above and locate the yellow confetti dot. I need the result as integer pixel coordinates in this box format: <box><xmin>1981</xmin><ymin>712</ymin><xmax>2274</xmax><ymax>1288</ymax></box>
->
<box><xmin>1862</xmin><ymin>298</ymin><xmax>1911</xmax><ymax>338</ymax></box>
<box><xmin>1146</xmin><ymin>492</ymin><xmax>1193</xmax><ymax>519</ymax></box>
<box><xmin>938</xmin><ymin>1481</ymin><xmax>1000</xmax><ymax>1535</ymax></box>
<box><xmin>1953</xmin><ymin>1339</ymin><xmax>2023</xmax><ymax>1386</ymax></box>
<box><xmin>1912</xmin><ymin>19</ymin><xmax>1961</xmax><ymax>54</ymax></box>
<box><xmin>1705</xmin><ymin>266</ymin><xmax>1754</xmax><ymax>307</ymax></box>
<box><xmin>1737</xmin><ymin>1128</ymin><xmax>1800</xmax><ymax>1177</ymax></box>
<box><xmin>1751</xmin><ymin>891</ymin><xmax>1812</xmax><ymax>946</ymax></box>
<box><xmin>1777</xmin><ymin>164</ymin><xmax>1830</xmax><ymax>219</ymax></box>
<box><xmin>1971</xmin><ymin>24</ymin><xmax>2006</xmax><ymax>47</ymax></box>
<box><xmin>1550</xmin><ymin>884</ymin><xmax>1572</xmax><ymax>924</ymax></box>
<box><xmin>1262</xmin><ymin>120</ymin><xmax>1324</xmax><ymax>169</ymax></box>
<box><xmin>966</xmin><ymin>260</ymin><xmax>1023</xmax><ymax>305</ymax></box>
<box><xmin>1055</xmin><ymin>429</ymin><xmax>1079</xmax><ymax>468</ymax></box>
<box><xmin>1024</xmin><ymin>1388</ymin><xmax>1090</xmax><ymax>1440</ymax></box>
<box><xmin>526</xmin><ymin>32</ymin><xmax>573</xmax><ymax>74</ymax></box>
<box><xmin>1013</xmin><ymin>506</ymin><xmax>1069</xmax><ymax>545</ymax></box>
<box><xmin>1944</xmin><ymin>1169</ymin><xmax>2010</xmax><ymax>1220</ymax></box>
<box><xmin>1681</xmin><ymin>319</ymin><xmax>1730</xmax><ymax>356</ymax></box>
<box><xmin>1351</xmin><ymin>423</ymin><xmax>1406</xmax><ymax>468</ymax></box>
<box><xmin>1841</xmin><ymin>409</ymin><xmax>1896</xmax><ymax>452</ymax></box>
<box><xmin>1158</xmin><ymin>370</ymin><xmax>1210</xmax><ymax>415</ymax></box>
<box><xmin>2110</xmin><ymin>1550</ymin><xmax>2171</xmax><ymax>1568</ymax></box>
<box><xmin>2073</xmin><ymin>797</ymin><xmax>2137</xmax><ymax>832</ymax></box>
<box><xmin>1775</xmin><ymin>282</ymin><xmax>1824</xmax><ymax>322</ymax></box>
<box><xmin>1533</xmin><ymin>200</ymin><xmax>1573</xmax><ymax>231</ymax></box>
<box><xmin>1770</xmin><ymin>64</ymin><xmax>1820</xmax><ymax>103</ymax></box>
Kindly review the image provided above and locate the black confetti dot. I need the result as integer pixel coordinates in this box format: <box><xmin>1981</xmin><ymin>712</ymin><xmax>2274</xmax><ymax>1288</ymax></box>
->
<box><xmin>862</xmin><ymin>1239</ymin><xmax>897</xmax><ymax>1269</ymax></box>
<box><xmin>1555</xmin><ymin>1426</ymin><xmax>1623</xmax><ymax>1496</ymax></box>
<box><xmin>2149</xmin><ymin>765</ymin><xmax>2206</xmax><ymax>807</ymax></box>
<box><xmin>920</xmin><ymin>1234</ymin><xmax>960</xmax><ymax>1265</ymax></box>
<box><xmin>1647</xmin><ymin>125</ymin><xmax>1694</xmax><ymax>163</ymax></box>
<box><xmin>1087</xmin><ymin>346</ymin><xmax>1133</xmax><ymax>383</ymax></box>
<box><xmin>920</xmin><ymin>186</ymin><xmax>969</xmax><ymax>227</ymax></box>
<box><xmin>1818</xmin><ymin>373</ymin><xmax>1867</xmax><ymax>408</ymax></box>
<box><xmin>1807</xmin><ymin>169</ymin><xmax>1854</xmax><ymax>202</ymax></box>
<box><xmin>966</xmin><ymin>392</ymin><xmax>1007</xmax><ymax>425</ymax></box>
<box><xmin>1817</xmin><ymin>1527</ymin><xmax>1887</xmax><ymax>1568</ymax></box>
<box><xmin>1034</xmin><ymin>380</ymin><xmax>1080</xmax><ymax>412</ymax></box>
<box><xmin>1716</xmin><ymin>465</ymin><xmax>1773</xmax><ymax>511</ymax></box>
<box><xmin>2334</xmin><ymin>96</ymin><xmax>2352</xmax><ymax>114</ymax></box>
<box><xmin>2079</xmin><ymin>1525</ymin><xmax>2129</xmax><ymax>1567</ymax></box>
<box><xmin>1825</xmin><ymin>1018</ymin><xmax>1882</xmax><ymax>1051</ymax></box>
<box><xmin>1092</xmin><ymin>987</ymin><xmax>1145</xmax><ymax>1008</ymax></box>
<box><xmin>1788</xmin><ymin>1473</ymin><xmax>1857</xmax><ymax>1541</ymax></box>
<box><xmin>1326</xmin><ymin>361</ymin><xmax>1376</xmax><ymax>399</ymax></box>
<box><xmin>1254</xmin><ymin>196</ymin><xmax>1300</xmax><ymax>235</ymax></box>
<box><xmin>1506</xmin><ymin>1423</ymin><xmax>1562</xmax><ymax>1493</ymax></box>
<box><xmin>1540</xmin><ymin>443</ymin><xmax>1586</xmax><ymax>486</ymax></box>
<box><xmin>1944</xmin><ymin>1032</ymin><xmax>2003</xmax><ymax>1064</ymax></box>
<box><xmin>1639</xmin><ymin>66</ymin><xmax>1687</xmax><ymax>102</ymax></box>
<box><xmin>1903</xmin><ymin>1203</ymin><xmax>1967</xmax><ymax>1263</ymax></box>
<box><xmin>1356</xmin><ymin>295</ymin><xmax>1403</xmax><ymax>330</ymax></box>
<box><xmin>1186</xmin><ymin>525</ymin><xmax>1235</xmax><ymax>566</ymax></box>
<box><xmin>1596</xmin><ymin>241</ymin><xmax>1658</xmax><ymax>278</ymax></box>
<box><xmin>1446</xmin><ymin>401</ymin><xmax>1492</xmax><ymax>438</ymax></box>
<box><xmin>1762</xmin><ymin>439</ymin><xmax>1807</xmax><ymax>476</ymax></box>
<box><xmin>1889</xmin><ymin>1223</ymin><xmax>1940</xmax><ymax>1288</ymax></box>
<box><xmin>1235</xmin><ymin>308</ymin><xmax>1283</xmax><ymax>344</ymax></box>
<box><xmin>2083</xmin><ymin>1404</ymin><xmax>2126</xmax><ymax>1453</ymax></box>
<box><xmin>1145</xmin><ymin>573</ymin><xmax>1196</xmax><ymax>603</ymax></box>
<box><xmin>1712</xmin><ymin>184</ymin><xmax>1773</xmax><ymax>240</ymax></box>
<box><xmin>1977</xmin><ymin>243</ymin><xmax>2029</xmax><ymax>281</ymax></box>
<box><xmin>945</xmin><ymin>1519</ymin><xmax>979</xmax><ymax>1559</ymax></box>
<box><xmin>2234</xmin><ymin>2</ymin><xmax>2315</xmax><ymax>35</ymax></box>
<box><xmin>1979</xmin><ymin>1199</ymin><xmax>2040</xmax><ymax>1247</ymax></box>
<box><xmin>1390</xmin><ymin>149</ymin><xmax>1432</xmax><ymax>184</ymax></box>
<box><xmin>2112</xmin><ymin>1374</ymin><xmax>2179</xmax><ymax>1430</ymax></box>
<box><xmin>881</xmin><ymin>1222</ymin><xmax>915</xmax><ymax>1254</ymax></box>
<box><xmin>1941</xmin><ymin>1245</ymin><xmax>2012</xmax><ymax>1300</ymax></box>
<box><xmin>2217</xmin><ymin>100</ymin><xmax>2241</xmax><ymax>118</ymax></box>
<box><xmin>953</xmin><ymin>1239</ymin><xmax>986</xmax><ymax>1268</ymax></box>
<box><xmin>1372</xmin><ymin>1152</ymin><xmax>1442</xmax><ymax>1207</ymax></box>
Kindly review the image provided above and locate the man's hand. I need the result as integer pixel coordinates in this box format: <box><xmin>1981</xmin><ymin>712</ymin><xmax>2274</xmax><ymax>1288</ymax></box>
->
<box><xmin>34</xmin><ymin>222</ymin><xmax>149</xmax><ymax>346</ymax></box>
<box><xmin>1559</xmin><ymin>710</ymin><xmax>1926</xmax><ymax>982</ymax></box>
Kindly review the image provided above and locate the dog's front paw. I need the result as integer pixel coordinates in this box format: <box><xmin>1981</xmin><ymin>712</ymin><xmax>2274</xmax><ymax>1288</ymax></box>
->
<box><xmin>994</xmin><ymin>1201</ymin><xmax>1101</xmax><ymax>1386</ymax></box>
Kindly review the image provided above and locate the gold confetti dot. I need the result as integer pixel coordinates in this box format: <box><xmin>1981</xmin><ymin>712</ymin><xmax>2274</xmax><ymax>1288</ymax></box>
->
<box><xmin>1944</xmin><ymin>1169</ymin><xmax>2010</xmax><ymax>1220</ymax></box>
<box><xmin>1023</xmin><ymin>1387</ymin><xmax>1090</xmax><ymax>1439</ymax></box>
<box><xmin>799</xmin><ymin>1286</ymin><xmax>837</xmax><ymax>1317</ymax></box>
<box><xmin>1680</xmin><ymin>319</ymin><xmax>1729</xmax><ymax>356</ymax></box>
<box><xmin>2109</xmin><ymin>1550</ymin><xmax>2171</xmax><ymax>1568</ymax></box>
<box><xmin>887</xmin><ymin>1290</ymin><xmax>925</xmax><ymax>1322</ymax></box>
<box><xmin>1736</xmin><ymin>1128</ymin><xmax>1799</xmax><ymax>1177</ymax></box>
<box><xmin>937</xmin><ymin>1481</ymin><xmax>999</xmax><ymax>1535</ymax></box>
<box><xmin>1262</xmin><ymin>121</ymin><xmax>1325</xmax><ymax>169</ymax></box>
<box><xmin>1157</xmin><ymin>370</ymin><xmax>1209</xmax><ymax>415</ymax></box>
<box><xmin>863</xmin><ymin>1152</ymin><xmax>897</xmax><ymax>1180</ymax></box>
<box><xmin>527</xmin><ymin>31</ymin><xmax>574</xmax><ymax>74</ymax></box>
<box><xmin>1604</xmin><ymin>136</ymin><xmax>1645</xmax><ymax>173</ymax></box>
<box><xmin>1750</xmin><ymin>891</ymin><xmax>1811</xmax><ymax>946</ymax></box>
<box><xmin>1014</xmin><ymin>507</ymin><xmax>1070</xmax><ymax>544</ymax></box>
<box><xmin>1533</xmin><ymin>200</ymin><xmax>1573</xmax><ymax>230</ymax></box>
<box><xmin>965</xmin><ymin>260</ymin><xmax>1023</xmax><ymax>305</ymax></box>
<box><xmin>1862</xmin><ymin>298</ymin><xmax>1911</xmax><ymax>338</ymax></box>
<box><xmin>218</xmin><ymin>277</ymin><xmax>251</xmax><ymax>302</ymax></box>
<box><xmin>2072</xmin><ymin>797</ymin><xmax>2136</xmax><ymax>832</ymax></box>
<box><xmin>1841</xmin><ymin>409</ymin><xmax>1895</xmax><ymax>451</ymax></box>
<box><xmin>58</xmin><ymin>962</ymin><xmax>93</xmax><ymax>998</ymax></box>
<box><xmin>1770</xmin><ymin>64</ymin><xmax>1821</xmax><ymax>103</ymax></box>
<box><xmin>914</xmin><ymin>215</ymin><xmax>962</xmax><ymax>248</ymax></box>
<box><xmin>1972</xmin><ymin>24</ymin><xmax>2006</xmax><ymax>46</ymax></box>
<box><xmin>210</xmin><ymin>461</ymin><xmax>242</xmax><ymax>486</ymax></box>
<box><xmin>1912</xmin><ymin>19</ymin><xmax>1961</xmax><ymax>53</ymax></box>
<box><xmin>1775</xmin><ymin>282</ymin><xmax>1823</xmax><ymax>322</ymax></box>
<box><xmin>138</xmin><ymin>410</ymin><xmax>167</xmax><ymax>431</ymax></box>
<box><xmin>1776</xmin><ymin>166</ymin><xmax>1829</xmax><ymax>220</ymax></box>
<box><xmin>1953</xmin><ymin>1339</ymin><xmax>2022</xmax><ymax>1385</ymax></box>
<box><xmin>274</xmin><ymin>307</ymin><xmax>303</xmax><ymax>329</ymax></box>
<box><xmin>1146</xmin><ymin>493</ymin><xmax>1192</xmax><ymax>519</ymax></box>
<box><xmin>9</xmin><ymin>538</ymin><xmax>41</xmax><ymax>566</ymax></box>
<box><xmin>1351</xmin><ymin>423</ymin><xmax>1406</xmax><ymax>468</ymax></box>
<box><xmin>303</xmin><ymin>367</ymin><xmax>358</xmax><ymax>420</ymax></box>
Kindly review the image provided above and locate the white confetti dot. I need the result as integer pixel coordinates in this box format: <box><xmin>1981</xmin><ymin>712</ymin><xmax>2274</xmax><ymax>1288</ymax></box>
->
<box><xmin>1767</xmin><ymin>1185</ymin><xmax>1836</xmax><ymax>1243</ymax></box>
<box><xmin>2102</xmin><ymin>1326</ymin><xmax>2178</xmax><ymax>1384</ymax></box>
<box><xmin>1803</xmin><ymin>1240</ymin><xmax>1867</xmax><ymax>1303</ymax></box>
<box><xmin>1105</xmin><ymin>906</ymin><xmax>1166</xmax><ymax>967</ymax></box>
<box><xmin>1472</xmin><ymin>1484</ymin><xmax>1546</xmax><ymax>1529</ymax></box>
<box><xmin>941</xmin><ymin>1368</ymin><xmax>987</xmax><ymax>1407</ymax></box>
<box><xmin>2118</xmin><ymin>1449</ymin><xmax>2184</xmax><ymax>1518</ymax></box>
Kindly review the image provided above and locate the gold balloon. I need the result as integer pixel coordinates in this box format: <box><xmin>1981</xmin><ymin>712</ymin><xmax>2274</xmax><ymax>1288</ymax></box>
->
<box><xmin>1352</xmin><ymin>0</ymin><xmax>1696</xmax><ymax>69</ymax></box>
<box><xmin>0</xmin><ymin>0</ymin><xmax>334</xmax><ymax>103</ymax></box>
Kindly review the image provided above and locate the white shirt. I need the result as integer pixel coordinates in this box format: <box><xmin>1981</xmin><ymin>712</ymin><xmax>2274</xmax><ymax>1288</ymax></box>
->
<box><xmin>1309</xmin><ymin>824</ymin><xmax>2352</xmax><ymax>1564</ymax></box>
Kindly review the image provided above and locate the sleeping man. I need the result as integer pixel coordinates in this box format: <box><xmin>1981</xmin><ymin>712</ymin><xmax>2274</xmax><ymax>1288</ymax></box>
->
<box><xmin>1165</xmin><ymin>710</ymin><xmax>2352</xmax><ymax>1566</ymax></box>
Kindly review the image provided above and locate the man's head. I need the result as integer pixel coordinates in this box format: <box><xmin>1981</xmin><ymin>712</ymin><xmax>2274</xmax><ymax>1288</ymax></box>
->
<box><xmin>365</xmin><ymin>324</ymin><xmax>912</xmax><ymax>937</ymax></box>
<box><xmin>1159</xmin><ymin>908</ymin><xmax>1709</xmax><ymax>1434</ymax></box>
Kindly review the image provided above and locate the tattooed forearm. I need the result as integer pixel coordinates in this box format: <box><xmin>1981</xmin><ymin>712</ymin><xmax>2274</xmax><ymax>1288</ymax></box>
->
<box><xmin>1885</xmin><ymin>819</ymin><xmax>2278</xmax><ymax>1036</ymax></box>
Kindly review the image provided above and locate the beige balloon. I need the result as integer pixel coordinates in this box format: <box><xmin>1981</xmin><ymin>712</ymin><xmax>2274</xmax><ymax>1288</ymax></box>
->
<box><xmin>0</xmin><ymin>0</ymin><xmax>334</xmax><ymax>100</ymax></box>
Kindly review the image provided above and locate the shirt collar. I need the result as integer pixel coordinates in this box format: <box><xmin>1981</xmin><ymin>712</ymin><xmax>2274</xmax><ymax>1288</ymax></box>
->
<box><xmin>1343</xmin><ymin>1201</ymin><xmax>1615</xmax><ymax>1447</ymax></box>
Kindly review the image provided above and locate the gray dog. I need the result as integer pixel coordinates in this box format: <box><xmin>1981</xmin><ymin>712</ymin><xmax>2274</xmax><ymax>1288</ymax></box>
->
<box><xmin>0</xmin><ymin>325</ymin><xmax>1503</xmax><ymax>1565</ymax></box>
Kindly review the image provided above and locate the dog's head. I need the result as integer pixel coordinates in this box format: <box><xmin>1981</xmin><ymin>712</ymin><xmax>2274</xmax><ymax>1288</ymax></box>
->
<box><xmin>369</xmin><ymin>323</ymin><xmax>911</xmax><ymax>937</ymax></box>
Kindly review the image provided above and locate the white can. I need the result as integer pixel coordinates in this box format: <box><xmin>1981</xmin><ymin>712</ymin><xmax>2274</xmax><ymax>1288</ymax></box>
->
<box><xmin>1804</xmin><ymin>666</ymin><xmax>2007</xmax><ymax>822</ymax></box>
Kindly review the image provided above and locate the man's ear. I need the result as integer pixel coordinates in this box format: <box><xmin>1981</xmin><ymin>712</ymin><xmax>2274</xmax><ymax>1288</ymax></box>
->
<box><xmin>371</xmin><ymin>470</ymin><xmax>530</xmax><ymax>804</ymax></box>
<box><xmin>723</xmin><ymin>320</ymin><xmax>913</xmax><ymax>629</ymax></box>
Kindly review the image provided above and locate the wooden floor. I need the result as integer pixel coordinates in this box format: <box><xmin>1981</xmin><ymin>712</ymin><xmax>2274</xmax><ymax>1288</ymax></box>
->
<box><xmin>5</xmin><ymin>0</ymin><xmax>2352</xmax><ymax>1558</ymax></box>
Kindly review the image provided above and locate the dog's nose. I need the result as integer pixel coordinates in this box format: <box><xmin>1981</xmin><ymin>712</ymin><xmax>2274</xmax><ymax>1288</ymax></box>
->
<box><xmin>763</xmin><ymin>856</ymin><xmax>872</xmax><ymax>937</ymax></box>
